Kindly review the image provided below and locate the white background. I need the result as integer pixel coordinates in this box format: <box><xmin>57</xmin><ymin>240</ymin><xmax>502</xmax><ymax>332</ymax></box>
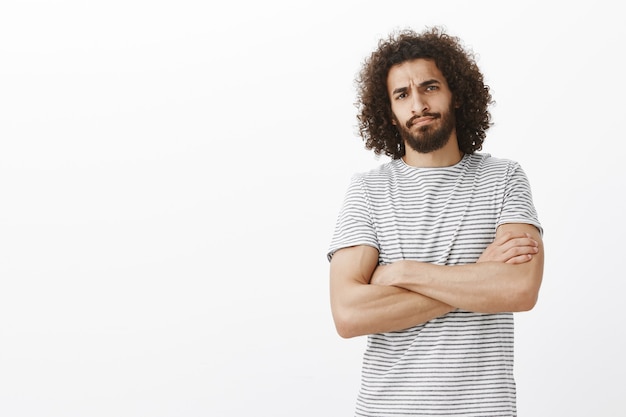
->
<box><xmin>1</xmin><ymin>1</ymin><xmax>624</xmax><ymax>416</ymax></box>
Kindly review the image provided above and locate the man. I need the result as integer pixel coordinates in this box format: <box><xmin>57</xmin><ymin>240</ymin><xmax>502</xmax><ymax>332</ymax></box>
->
<box><xmin>327</xmin><ymin>27</ymin><xmax>544</xmax><ymax>416</ymax></box>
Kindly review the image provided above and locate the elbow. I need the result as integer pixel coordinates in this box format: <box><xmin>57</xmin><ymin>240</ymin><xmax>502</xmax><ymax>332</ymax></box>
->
<box><xmin>514</xmin><ymin>291</ymin><xmax>538</xmax><ymax>312</ymax></box>
<box><xmin>332</xmin><ymin>308</ymin><xmax>362</xmax><ymax>339</ymax></box>
<box><xmin>502</xmin><ymin>262</ymin><xmax>543</xmax><ymax>312</ymax></box>
<box><xmin>335</xmin><ymin>324</ymin><xmax>357</xmax><ymax>339</ymax></box>
<box><xmin>510</xmin><ymin>280</ymin><xmax>541</xmax><ymax>312</ymax></box>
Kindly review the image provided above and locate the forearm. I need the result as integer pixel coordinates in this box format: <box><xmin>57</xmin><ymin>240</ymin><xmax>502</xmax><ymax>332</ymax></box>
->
<box><xmin>391</xmin><ymin>260</ymin><xmax>541</xmax><ymax>313</ymax></box>
<box><xmin>372</xmin><ymin>224</ymin><xmax>545</xmax><ymax>313</ymax></box>
<box><xmin>331</xmin><ymin>281</ymin><xmax>453</xmax><ymax>338</ymax></box>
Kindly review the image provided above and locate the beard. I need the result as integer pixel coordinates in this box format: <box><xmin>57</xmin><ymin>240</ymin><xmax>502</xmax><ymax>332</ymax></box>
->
<box><xmin>394</xmin><ymin>104</ymin><xmax>456</xmax><ymax>154</ymax></box>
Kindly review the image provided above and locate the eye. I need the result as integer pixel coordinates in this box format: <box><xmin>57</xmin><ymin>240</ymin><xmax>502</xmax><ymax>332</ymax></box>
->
<box><xmin>425</xmin><ymin>85</ymin><xmax>439</xmax><ymax>92</ymax></box>
<box><xmin>396</xmin><ymin>92</ymin><xmax>408</xmax><ymax>100</ymax></box>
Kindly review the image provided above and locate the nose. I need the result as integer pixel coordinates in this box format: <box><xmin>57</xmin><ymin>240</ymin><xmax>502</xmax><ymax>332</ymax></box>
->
<box><xmin>411</xmin><ymin>92</ymin><xmax>428</xmax><ymax>114</ymax></box>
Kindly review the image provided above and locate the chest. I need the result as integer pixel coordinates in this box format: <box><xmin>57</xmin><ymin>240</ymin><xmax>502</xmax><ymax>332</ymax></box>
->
<box><xmin>368</xmin><ymin>173</ymin><xmax>506</xmax><ymax>264</ymax></box>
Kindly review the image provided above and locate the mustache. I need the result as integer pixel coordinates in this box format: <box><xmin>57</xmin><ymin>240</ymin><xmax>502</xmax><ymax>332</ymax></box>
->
<box><xmin>406</xmin><ymin>112</ymin><xmax>440</xmax><ymax>129</ymax></box>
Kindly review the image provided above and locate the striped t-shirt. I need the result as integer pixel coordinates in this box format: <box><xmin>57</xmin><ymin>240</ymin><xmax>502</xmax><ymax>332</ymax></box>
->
<box><xmin>328</xmin><ymin>153</ymin><xmax>542</xmax><ymax>417</ymax></box>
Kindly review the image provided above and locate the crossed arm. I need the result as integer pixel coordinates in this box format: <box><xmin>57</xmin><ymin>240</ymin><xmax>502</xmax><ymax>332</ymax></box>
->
<box><xmin>329</xmin><ymin>223</ymin><xmax>544</xmax><ymax>338</ymax></box>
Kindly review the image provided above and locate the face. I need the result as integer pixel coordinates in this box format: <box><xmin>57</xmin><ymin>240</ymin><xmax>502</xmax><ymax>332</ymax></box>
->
<box><xmin>387</xmin><ymin>58</ymin><xmax>456</xmax><ymax>154</ymax></box>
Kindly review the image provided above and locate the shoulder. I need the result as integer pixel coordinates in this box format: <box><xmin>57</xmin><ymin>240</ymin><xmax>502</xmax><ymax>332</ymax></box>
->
<box><xmin>358</xmin><ymin>159</ymin><xmax>399</xmax><ymax>176</ymax></box>
<box><xmin>469</xmin><ymin>152</ymin><xmax>519</xmax><ymax>168</ymax></box>
<box><xmin>468</xmin><ymin>153</ymin><xmax>525</xmax><ymax>177</ymax></box>
<box><xmin>349</xmin><ymin>159</ymin><xmax>400</xmax><ymax>185</ymax></box>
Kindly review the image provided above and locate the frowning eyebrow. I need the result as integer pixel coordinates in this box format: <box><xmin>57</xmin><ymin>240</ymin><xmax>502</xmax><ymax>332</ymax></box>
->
<box><xmin>391</xmin><ymin>79</ymin><xmax>441</xmax><ymax>95</ymax></box>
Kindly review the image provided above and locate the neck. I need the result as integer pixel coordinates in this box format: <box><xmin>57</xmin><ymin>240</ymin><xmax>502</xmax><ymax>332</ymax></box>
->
<box><xmin>402</xmin><ymin>136</ymin><xmax>464</xmax><ymax>168</ymax></box>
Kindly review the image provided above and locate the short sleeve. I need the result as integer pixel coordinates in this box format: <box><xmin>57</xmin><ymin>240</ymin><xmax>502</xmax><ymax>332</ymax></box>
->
<box><xmin>327</xmin><ymin>175</ymin><xmax>379</xmax><ymax>261</ymax></box>
<box><xmin>497</xmin><ymin>162</ymin><xmax>543</xmax><ymax>236</ymax></box>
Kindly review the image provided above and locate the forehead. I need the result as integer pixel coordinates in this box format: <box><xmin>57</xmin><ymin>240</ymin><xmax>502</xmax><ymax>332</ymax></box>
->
<box><xmin>387</xmin><ymin>58</ymin><xmax>447</xmax><ymax>89</ymax></box>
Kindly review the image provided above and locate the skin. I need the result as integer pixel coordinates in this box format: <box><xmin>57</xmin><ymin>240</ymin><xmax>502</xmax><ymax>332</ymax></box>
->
<box><xmin>329</xmin><ymin>59</ymin><xmax>544</xmax><ymax>338</ymax></box>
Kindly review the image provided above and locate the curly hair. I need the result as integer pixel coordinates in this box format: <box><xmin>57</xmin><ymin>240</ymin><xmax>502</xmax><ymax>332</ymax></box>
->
<box><xmin>355</xmin><ymin>26</ymin><xmax>493</xmax><ymax>159</ymax></box>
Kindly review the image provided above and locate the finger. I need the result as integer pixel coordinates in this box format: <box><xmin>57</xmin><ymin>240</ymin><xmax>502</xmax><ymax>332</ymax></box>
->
<box><xmin>503</xmin><ymin>244</ymin><xmax>539</xmax><ymax>261</ymax></box>
<box><xmin>505</xmin><ymin>253</ymin><xmax>533</xmax><ymax>264</ymax></box>
<box><xmin>492</xmin><ymin>231</ymin><xmax>532</xmax><ymax>246</ymax></box>
<box><xmin>498</xmin><ymin>237</ymin><xmax>538</xmax><ymax>254</ymax></box>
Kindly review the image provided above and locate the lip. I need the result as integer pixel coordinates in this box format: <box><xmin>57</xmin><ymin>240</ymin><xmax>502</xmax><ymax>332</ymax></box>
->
<box><xmin>409</xmin><ymin>116</ymin><xmax>436</xmax><ymax>128</ymax></box>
